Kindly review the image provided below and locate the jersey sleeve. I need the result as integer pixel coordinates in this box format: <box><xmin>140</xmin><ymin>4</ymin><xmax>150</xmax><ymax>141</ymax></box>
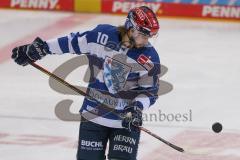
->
<box><xmin>46</xmin><ymin>30</ymin><xmax>96</xmax><ymax>55</ymax></box>
<box><xmin>132</xmin><ymin>52</ymin><xmax>161</xmax><ymax>110</ymax></box>
<box><xmin>133</xmin><ymin>67</ymin><xmax>160</xmax><ymax>110</ymax></box>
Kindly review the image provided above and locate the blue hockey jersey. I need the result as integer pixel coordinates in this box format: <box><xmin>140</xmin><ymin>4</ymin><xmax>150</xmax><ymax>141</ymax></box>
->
<box><xmin>46</xmin><ymin>24</ymin><xmax>161</xmax><ymax>128</ymax></box>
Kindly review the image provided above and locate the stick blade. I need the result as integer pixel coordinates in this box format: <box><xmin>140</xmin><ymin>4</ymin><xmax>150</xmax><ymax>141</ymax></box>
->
<box><xmin>183</xmin><ymin>147</ymin><xmax>214</xmax><ymax>156</ymax></box>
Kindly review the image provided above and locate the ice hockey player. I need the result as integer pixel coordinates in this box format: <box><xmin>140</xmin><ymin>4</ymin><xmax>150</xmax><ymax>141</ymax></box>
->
<box><xmin>12</xmin><ymin>6</ymin><xmax>161</xmax><ymax>160</ymax></box>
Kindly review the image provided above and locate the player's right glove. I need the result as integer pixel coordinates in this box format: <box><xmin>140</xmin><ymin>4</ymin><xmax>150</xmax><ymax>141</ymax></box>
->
<box><xmin>122</xmin><ymin>104</ymin><xmax>143</xmax><ymax>132</ymax></box>
<box><xmin>12</xmin><ymin>37</ymin><xmax>51</xmax><ymax>66</ymax></box>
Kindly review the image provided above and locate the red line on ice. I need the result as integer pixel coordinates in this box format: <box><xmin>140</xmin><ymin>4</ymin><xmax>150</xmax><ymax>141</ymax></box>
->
<box><xmin>141</xmin><ymin>130</ymin><xmax>240</xmax><ymax>160</ymax></box>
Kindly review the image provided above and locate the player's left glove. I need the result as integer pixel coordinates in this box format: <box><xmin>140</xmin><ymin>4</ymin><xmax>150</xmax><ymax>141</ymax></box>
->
<box><xmin>122</xmin><ymin>104</ymin><xmax>143</xmax><ymax>132</ymax></box>
<box><xmin>12</xmin><ymin>37</ymin><xmax>51</xmax><ymax>66</ymax></box>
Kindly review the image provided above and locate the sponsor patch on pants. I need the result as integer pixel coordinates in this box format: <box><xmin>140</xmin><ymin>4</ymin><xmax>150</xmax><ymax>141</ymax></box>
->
<box><xmin>81</xmin><ymin>140</ymin><xmax>103</xmax><ymax>151</ymax></box>
<box><xmin>112</xmin><ymin>135</ymin><xmax>137</xmax><ymax>153</ymax></box>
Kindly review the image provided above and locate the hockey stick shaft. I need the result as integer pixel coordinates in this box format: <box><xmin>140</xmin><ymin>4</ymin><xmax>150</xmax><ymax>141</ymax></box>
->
<box><xmin>30</xmin><ymin>62</ymin><xmax>184</xmax><ymax>153</ymax></box>
<box><xmin>139</xmin><ymin>126</ymin><xmax>184</xmax><ymax>152</ymax></box>
<box><xmin>30</xmin><ymin>63</ymin><xmax>88</xmax><ymax>97</ymax></box>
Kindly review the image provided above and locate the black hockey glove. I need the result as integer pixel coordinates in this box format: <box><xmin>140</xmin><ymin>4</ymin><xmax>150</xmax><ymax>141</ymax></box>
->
<box><xmin>122</xmin><ymin>105</ymin><xmax>143</xmax><ymax>132</ymax></box>
<box><xmin>12</xmin><ymin>37</ymin><xmax>50</xmax><ymax>66</ymax></box>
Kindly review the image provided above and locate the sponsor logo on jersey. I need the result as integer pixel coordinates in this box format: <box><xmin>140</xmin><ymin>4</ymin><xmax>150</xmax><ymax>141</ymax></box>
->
<box><xmin>202</xmin><ymin>5</ymin><xmax>240</xmax><ymax>18</ymax></box>
<box><xmin>103</xmin><ymin>56</ymin><xmax>131</xmax><ymax>94</ymax></box>
<box><xmin>137</xmin><ymin>54</ymin><xmax>154</xmax><ymax>71</ymax></box>
<box><xmin>88</xmin><ymin>88</ymin><xmax>131</xmax><ymax>110</ymax></box>
<box><xmin>86</xmin><ymin>105</ymin><xmax>99</xmax><ymax>115</ymax></box>
<box><xmin>10</xmin><ymin>0</ymin><xmax>59</xmax><ymax>9</ymax></box>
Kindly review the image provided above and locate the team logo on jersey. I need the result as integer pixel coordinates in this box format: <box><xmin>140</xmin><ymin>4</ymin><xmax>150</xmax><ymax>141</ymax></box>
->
<box><xmin>137</xmin><ymin>54</ymin><xmax>154</xmax><ymax>71</ymax></box>
<box><xmin>103</xmin><ymin>56</ymin><xmax>131</xmax><ymax>94</ymax></box>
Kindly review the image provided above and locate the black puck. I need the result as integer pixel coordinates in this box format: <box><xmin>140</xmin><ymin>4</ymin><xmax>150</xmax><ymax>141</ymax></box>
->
<box><xmin>212</xmin><ymin>122</ymin><xmax>222</xmax><ymax>133</ymax></box>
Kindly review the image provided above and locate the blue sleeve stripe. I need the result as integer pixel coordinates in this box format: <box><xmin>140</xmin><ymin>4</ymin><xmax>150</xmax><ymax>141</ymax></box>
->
<box><xmin>58</xmin><ymin>37</ymin><xmax>69</xmax><ymax>53</ymax></box>
<box><xmin>150</xmin><ymin>96</ymin><xmax>158</xmax><ymax>106</ymax></box>
<box><xmin>71</xmin><ymin>34</ymin><xmax>81</xmax><ymax>54</ymax></box>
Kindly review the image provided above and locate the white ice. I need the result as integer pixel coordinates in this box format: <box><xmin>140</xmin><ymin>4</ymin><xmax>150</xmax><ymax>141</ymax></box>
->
<box><xmin>0</xmin><ymin>9</ymin><xmax>240</xmax><ymax>160</ymax></box>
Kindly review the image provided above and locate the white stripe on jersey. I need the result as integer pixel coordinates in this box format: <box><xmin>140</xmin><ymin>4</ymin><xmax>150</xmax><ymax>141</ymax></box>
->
<box><xmin>46</xmin><ymin>38</ymin><xmax>63</xmax><ymax>54</ymax></box>
<box><xmin>77</xmin><ymin>35</ymin><xmax>89</xmax><ymax>53</ymax></box>
<box><xmin>82</xmin><ymin>109</ymin><xmax>123</xmax><ymax>128</ymax></box>
<box><xmin>96</xmin><ymin>69</ymin><xmax>104</xmax><ymax>83</ymax></box>
<box><xmin>68</xmin><ymin>34</ymin><xmax>75</xmax><ymax>53</ymax></box>
<box><xmin>134</xmin><ymin>94</ymin><xmax>151</xmax><ymax>110</ymax></box>
<box><xmin>88</xmin><ymin>42</ymin><xmax>129</xmax><ymax>59</ymax></box>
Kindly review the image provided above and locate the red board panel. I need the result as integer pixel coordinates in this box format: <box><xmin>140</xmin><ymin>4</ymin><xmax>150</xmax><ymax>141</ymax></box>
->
<box><xmin>0</xmin><ymin>0</ymin><xmax>74</xmax><ymax>11</ymax></box>
<box><xmin>101</xmin><ymin>0</ymin><xmax>240</xmax><ymax>20</ymax></box>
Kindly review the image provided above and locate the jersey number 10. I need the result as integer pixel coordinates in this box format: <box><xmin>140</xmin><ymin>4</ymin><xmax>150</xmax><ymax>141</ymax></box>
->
<box><xmin>97</xmin><ymin>32</ymin><xmax>109</xmax><ymax>45</ymax></box>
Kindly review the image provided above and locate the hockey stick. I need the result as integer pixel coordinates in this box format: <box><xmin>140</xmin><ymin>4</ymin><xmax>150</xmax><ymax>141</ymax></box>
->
<box><xmin>30</xmin><ymin>62</ymin><xmax>185</xmax><ymax>153</ymax></box>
